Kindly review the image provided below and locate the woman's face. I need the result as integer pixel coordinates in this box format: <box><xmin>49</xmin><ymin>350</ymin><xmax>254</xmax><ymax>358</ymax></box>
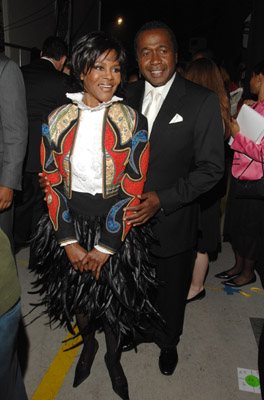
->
<box><xmin>250</xmin><ymin>73</ymin><xmax>260</xmax><ymax>95</ymax></box>
<box><xmin>81</xmin><ymin>49</ymin><xmax>121</xmax><ymax>107</ymax></box>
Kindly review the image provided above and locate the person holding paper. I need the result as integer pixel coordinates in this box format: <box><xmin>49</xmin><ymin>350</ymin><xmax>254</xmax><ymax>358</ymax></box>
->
<box><xmin>218</xmin><ymin>60</ymin><xmax>264</xmax><ymax>287</ymax></box>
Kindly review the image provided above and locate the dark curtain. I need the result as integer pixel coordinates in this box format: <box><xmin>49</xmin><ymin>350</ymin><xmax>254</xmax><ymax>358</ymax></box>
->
<box><xmin>71</xmin><ymin>0</ymin><xmax>101</xmax><ymax>45</ymax></box>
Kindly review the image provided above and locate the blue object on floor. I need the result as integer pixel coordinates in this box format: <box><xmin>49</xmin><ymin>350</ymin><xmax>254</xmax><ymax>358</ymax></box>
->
<box><xmin>223</xmin><ymin>285</ymin><xmax>241</xmax><ymax>295</ymax></box>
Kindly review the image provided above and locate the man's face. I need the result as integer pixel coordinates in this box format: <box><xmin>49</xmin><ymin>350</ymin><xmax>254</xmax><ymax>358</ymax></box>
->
<box><xmin>136</xmin><ymin>28</ymin><xmax>177</xmax><ymax>87</ymax></box>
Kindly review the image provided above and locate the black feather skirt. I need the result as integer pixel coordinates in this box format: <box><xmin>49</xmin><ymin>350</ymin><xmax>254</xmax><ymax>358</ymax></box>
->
<box><xmin>29</xmin><ymin>208</ymin><xmax>161</xmax><ymax>342</ymax></box>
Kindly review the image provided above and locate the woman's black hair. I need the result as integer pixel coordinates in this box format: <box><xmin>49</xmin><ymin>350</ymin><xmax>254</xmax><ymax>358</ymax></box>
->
<box><xmin>252</xmin><ymin>60</ymin><xmax>264</xmax><ymax>76</ymax></box>
<box><xmin>71</xmin><ymin>31</ymin><xmax>126</xmax><ymax>90</ymax></box>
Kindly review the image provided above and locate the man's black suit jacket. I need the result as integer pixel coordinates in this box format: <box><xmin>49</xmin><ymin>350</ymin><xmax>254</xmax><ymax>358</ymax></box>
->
<box><xmin>21</xmin><ymin>58</ymin><xmax>75</xmax><ymax>172</ymax></box>
<box><xmin>123</xmin><ymin>73</ymin><xmax>225</xmax><ymax>257</ymax></box>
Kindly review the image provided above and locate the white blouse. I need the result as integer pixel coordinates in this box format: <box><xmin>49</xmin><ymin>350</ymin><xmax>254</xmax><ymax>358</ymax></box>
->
<box><xmin>67</xmin><ymin>92</ymin><xmax>122</xmax><ymax>195</ymax></box>
<box><xmin>61</xmin><ymin>92</ymin><xmax>123</xmax><ymax>254</ymax></box>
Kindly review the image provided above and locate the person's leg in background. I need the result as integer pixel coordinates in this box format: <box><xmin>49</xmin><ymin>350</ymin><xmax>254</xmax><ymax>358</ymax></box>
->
<box><xmin>0</xmin><ymin>299</ymin><xmax>28</xmax><ymax>400</ymax></box>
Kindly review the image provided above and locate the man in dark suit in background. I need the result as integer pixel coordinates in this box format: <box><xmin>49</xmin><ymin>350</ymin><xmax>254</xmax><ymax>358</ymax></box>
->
<box><xmin>122</xmin><ymin>21</ymin><xmax>224</xmax><ymax>375</ymax></box>
<box><xmin>14</xmin><ymin>36</ymin><xmax>74</xmax><ymax>250</ymax></box>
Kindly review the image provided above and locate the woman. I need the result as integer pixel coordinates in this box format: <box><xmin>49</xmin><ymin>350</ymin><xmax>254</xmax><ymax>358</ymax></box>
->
<box><xmin>184</xmin><ymin>57</ymin><xmax>230</xmax><ymax>301</ymax></box>
<box><xmin>30</xmin><ymin>32</ymin><xmax>159</xmax><ymax>400</ymax></box>
<box><xmin>217</xmin><ymin>60</ymin><xmax>264</xmax><ymax>287</ymax></box>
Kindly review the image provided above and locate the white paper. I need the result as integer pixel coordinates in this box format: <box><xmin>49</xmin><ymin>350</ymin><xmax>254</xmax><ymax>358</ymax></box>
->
<box><xmin>230</xmin><ymin>87</ymin><xmax>243</xmax><ymax>116</ymax></box>
<box><xmin>229</xmin><ymin>104</ymin><xmax>264</xmax><ymax>152</ymax></box>
<box><xmin>237</xmin><ymin>104</ymin><xmax>264</xmax><ymax>144</ymax></box>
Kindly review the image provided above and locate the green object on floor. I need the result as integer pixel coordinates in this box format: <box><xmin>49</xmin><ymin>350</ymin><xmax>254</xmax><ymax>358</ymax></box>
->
<box><xmin>245</xmin><ymin>375</ymin><xmax>260</xmax><ymax>387</ymax></box>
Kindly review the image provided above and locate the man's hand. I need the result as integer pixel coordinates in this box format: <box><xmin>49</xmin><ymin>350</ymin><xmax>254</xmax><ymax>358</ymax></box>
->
<box><xmin>0</xmin><ymin>186</ymin><xmax>13</xmax><ymax>210</ymax></box>
<box><xmin>81</xmin><ymin>248</ymin><xmax>110</xmax><ymax>280</ymax></box>
<box><xmin>123</xmin><ymin>191</ymin><xmax>161</xmax><ymax>226</ymax></box>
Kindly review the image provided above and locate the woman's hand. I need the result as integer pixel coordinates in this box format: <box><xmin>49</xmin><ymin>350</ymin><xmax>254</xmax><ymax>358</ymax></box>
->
<box><xmin>230</xmin><ymin>118</ymin><xmax>240</xmax><ymax>138</ymax></box>
<box><xmin>81</xmin><ymin>248</ymin><xmax>111</xmax><ymax>280</ymax></box>
<box><xmin>243</xmin><ymin>99</ymin><xmax>256</xmax><ymax>107</ymax></box>
<box><xmin>64</xmin><ymin>243</ymin><xmax>88</xmax><ymax>272</ymax></box>
<box><xmin>38</xmin><ymin>172</ymin><xmax>49</xmax><ymax>197</ymax></box>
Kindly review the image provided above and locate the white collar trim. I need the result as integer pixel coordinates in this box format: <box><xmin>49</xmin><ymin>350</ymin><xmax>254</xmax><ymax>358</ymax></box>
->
<box><xmin>66</xmin><ymin>92</ymin><xmax>123</xmax><ymax>111</ymax></box>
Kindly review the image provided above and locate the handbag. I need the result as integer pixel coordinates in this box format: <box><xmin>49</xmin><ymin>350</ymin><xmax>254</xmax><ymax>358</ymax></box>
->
<box><xmin>234</xmin><ymin>149</ymin><xmax>264</xmax><ymax>199</ymax></box>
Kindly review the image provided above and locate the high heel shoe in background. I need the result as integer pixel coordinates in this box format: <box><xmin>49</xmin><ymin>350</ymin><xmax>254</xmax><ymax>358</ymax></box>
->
<box><xmin>221</xmin><ymin>275</ymin><xmax>256</xmax><ymax>288</ymax></box>
<box><xmin>73</xmin><ymin>338</ymin><xmax>99</xmax><ymax>388</ymax></box>
<box><xmin>186</xmin><ymin>288</ymin><xmax>206</xmax><ymax>303</ymax></box>
<box><xmin>215</xmin><ymin>270</ymin><xmax>240</xmax><ymax>279</ymax></box>
<box><xmin>104</xmin><ymin>353</ymin><xmax>129</xmax><ymax>400</ymax></box>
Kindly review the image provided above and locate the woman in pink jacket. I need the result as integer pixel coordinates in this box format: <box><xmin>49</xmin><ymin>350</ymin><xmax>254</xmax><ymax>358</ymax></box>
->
<box><xmin>217</xmin><ymin>60</ymin><xmax>264</xmax><ymax>287</ymax></box>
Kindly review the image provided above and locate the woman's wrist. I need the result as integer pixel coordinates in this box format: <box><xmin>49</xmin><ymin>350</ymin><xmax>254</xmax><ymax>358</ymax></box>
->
<box><xmin>60</xmin><ymin>240</ymin><xmax>78</xmax><ymax>247</ymax></box>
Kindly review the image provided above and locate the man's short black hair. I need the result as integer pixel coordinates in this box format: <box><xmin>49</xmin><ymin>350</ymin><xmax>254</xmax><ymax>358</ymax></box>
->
<box><xmin>41</xmin><ymin>36</ymin><xmax>68</xmax><ymax>60</ymax></box>
<box><xmin>134</xmin><ymin>21</ymin><xmax>178</xmax><ymax>55</ymax></box>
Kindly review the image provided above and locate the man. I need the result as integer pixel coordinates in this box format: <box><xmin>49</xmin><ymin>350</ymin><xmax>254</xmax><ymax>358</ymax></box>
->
<box><xmin>122</xmin><ymin>21</ymin><xmax>224</xmax><ymax>375</ymax></box>
<box><xmin>14</xmin><ymin>36</ymin><xmax>75</xmax><ymax>250</ymax></box>
<box><xmin>0</xmin><ymin>53</ymin><xmax>28</xmax><ymax>399</ymax></box>
<box><xmin>0</xmin><ymin>53</ymin><xmax>28</xmax><ymax>249</ymax></box>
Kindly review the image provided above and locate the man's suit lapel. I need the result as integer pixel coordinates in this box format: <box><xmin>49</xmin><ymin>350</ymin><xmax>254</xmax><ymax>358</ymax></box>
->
<box><xmin>150</xmin><ymin>74</ymin><xmax>186</xmax><ymax>143</ymax></box>
<box><xmin>124</xmin><ymin>75</ymin><xmax>186</xmax><ymax>146</ymax></box>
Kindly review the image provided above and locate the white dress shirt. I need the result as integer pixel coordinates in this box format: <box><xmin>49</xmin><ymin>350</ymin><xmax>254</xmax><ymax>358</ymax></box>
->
<box><xmin>142</xmin><ymin>72</ymin><xmax>176</xmax><ymax>137</ymax></box>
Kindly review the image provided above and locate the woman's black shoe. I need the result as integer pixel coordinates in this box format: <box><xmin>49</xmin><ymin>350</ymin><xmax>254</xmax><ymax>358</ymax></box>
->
<box><xmin>186</xmin><ymin>288</ymin><xmax>206</xmax><ymax>303</ymax></box>
<box><xmin>215</xmin><ymin>271</ymin><xmax>240</xmax><ymax>279</ymax></box>
<box><xmin>221</xmin><ymin>275</ymin><xmax>256</xmax><ymax>288</ymax></box>
<box><xmin>73</xmin><ymin>339</ymin><xmax>99</xmax><ymax>388</ymax></box>
<box><xmin>104</xmin><ymin>354</ymin><xmax>129</xmax><ymax>400</ymax></box>
<box><xmin>122</xmin><ymin>331</ymin><xmax>153</xmax><ymax>352</ymax></box>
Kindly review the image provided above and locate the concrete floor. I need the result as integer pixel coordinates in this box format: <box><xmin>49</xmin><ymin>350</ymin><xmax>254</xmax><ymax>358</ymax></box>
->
<box><xmin>16</xmin><ymin>239</ymin><xmax>263</xmax><ymax>400</ymax></box>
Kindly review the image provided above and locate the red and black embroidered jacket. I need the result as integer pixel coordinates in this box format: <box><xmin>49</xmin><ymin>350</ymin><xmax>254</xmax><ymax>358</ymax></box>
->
<box><xmin>40</xmin><ymin>102</ymin><xmax>149</xmax><ymax>252</ymax></box>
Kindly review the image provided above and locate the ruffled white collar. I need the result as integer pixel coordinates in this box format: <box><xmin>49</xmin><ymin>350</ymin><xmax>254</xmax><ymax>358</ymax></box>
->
<box><xmin>66</xmin><ymin>92</ymin><xmax>123</xmax><ymax>111</ymax></box>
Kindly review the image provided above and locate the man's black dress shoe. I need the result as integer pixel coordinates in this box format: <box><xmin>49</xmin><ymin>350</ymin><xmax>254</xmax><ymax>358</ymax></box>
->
<box><xmin>215</xmin><ymin>271</ymin><xmax>240</xmax><ymax>279</ymax></box>
<box><xmin>73</xmin><ymin>338</ymin><xmax>99</xmax><ymax>387</ymax></box>
<box><xmin>159</xmin><ymin>347</ymin><xmax>178</xmax><ymax>376</ymax></box>
<box><xmin>122</xmin><ymin>331</ymin><xmax>153</xmax><ymax>352</ymax></box>
<box><xmin>186</xmin><ymin>288</ymin><xmax>206</xmax><ymax>303</ymax></box>
<box><xmin>104</xmin><ymin>354</ymin><xmax>129</xmax><ymax>400</ymax></box>
<box><xmin>221</xmin><ymin>275</ymin><xmax>256</xmax><ymax>288</ymax></box>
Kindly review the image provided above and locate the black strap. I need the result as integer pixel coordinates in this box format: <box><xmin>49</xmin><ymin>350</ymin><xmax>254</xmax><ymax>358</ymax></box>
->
<box><xmin>238</xmin><ymin>148</ymin><xmax>264</xmax><ymax>179</ymax></box>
